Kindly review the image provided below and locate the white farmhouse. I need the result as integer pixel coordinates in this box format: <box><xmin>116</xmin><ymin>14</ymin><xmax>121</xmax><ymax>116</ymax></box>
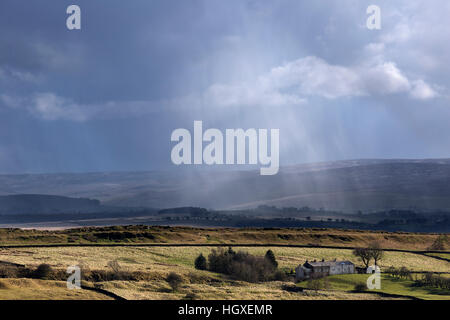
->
<box><xmin>295</xmin><ymin>259</ymin><xmax>355</xmax><ymax>281</ymax></box>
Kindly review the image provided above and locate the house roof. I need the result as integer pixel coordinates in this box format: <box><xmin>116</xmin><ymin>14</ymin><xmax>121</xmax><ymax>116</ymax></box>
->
<box><xmin>304</xmin><ymin>260</ymin><xmax>354</xmax><ymax>267</ymax></box>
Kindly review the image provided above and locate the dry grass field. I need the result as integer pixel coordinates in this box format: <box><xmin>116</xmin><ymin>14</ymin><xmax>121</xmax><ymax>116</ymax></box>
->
<box><xmin>0</xmin><ymin>226</ymin><xmax>446</xmax><ymax>251</ymax></box>
<box><xmin>0</xmin><ymin>245</ymin><xmax>448</xmax><ymax>300</ymax></box>
<box><xmin>0</xmin><ymin>278</ymin><xmax>113</xmax><ymax>300</ymax></box>
<box><xmin>0</xmin><ymin>227</ymin><xmax>448</xmax><ymax>300</ymax></box>
<box><xmin>98</xmin><ymin>279</ymin><xmax>402</xmax><ymax>300</ymax></box>
<box><xmin>0</xmin><ymin>246</ymin><xmax>449</xmax><ymax>274</ymax></box>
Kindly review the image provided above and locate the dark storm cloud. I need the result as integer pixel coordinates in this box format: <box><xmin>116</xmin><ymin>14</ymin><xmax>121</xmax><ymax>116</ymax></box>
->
<box><xmin>0</xmin><ymin>0</ymin><xmax>449</xmax><ymax>173</ymax></box>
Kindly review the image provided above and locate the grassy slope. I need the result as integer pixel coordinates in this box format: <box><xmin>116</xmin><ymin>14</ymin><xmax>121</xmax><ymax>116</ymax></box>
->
<box><xmin>424</xmin><ymin>253</ymin><xmax>450</xmax><ymax>261</ymax></box>
<box><xmin>0</xmin><ymin>226</ymin><xmax>447</xmax><ymax>300</ymax></box>
<box><xmin>298</xmin><ymin>274</ymin><xmax>450</xmax><ymax>300</ymax></box>
<box><xmin>99</xmin><ymin>279</ymin><xmax>400</xmax><ymax>300</ymax></box>
<box><xmin>0</xmin><ymin>246</ymin><xmax>448</xmax><ymax>300</ymax></box>
<box><xmin>0</xmin><ymin>279</ymin><xmax>113</xmax><ymax>300</ymax></box>
<box><xmin>1</xmin><ymin>246</ymin><xmax>449</xmax><ymax>273</ymax></box>
<box><xmin>0</xmin><ymin>226</ymin><xmax>447</xmax><ymax>251</ymax></box>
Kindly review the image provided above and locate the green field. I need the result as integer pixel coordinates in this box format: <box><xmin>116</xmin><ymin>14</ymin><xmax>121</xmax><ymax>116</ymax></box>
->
<box><xmin>297</xmin><ymin>274</ymin><xmax>450</xmax><ymax>300</ymax></box>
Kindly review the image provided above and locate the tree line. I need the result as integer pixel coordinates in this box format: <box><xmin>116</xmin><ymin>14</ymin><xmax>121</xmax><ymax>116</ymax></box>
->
<box><xmin>194</xmin><ymin>247</ymin><xmax>286</xmax><ymax>283</ymax></box>
<box><xmin>386</xmin><ymin>266</ymin><xmax>450</xmax><ymax>291</ymax></box>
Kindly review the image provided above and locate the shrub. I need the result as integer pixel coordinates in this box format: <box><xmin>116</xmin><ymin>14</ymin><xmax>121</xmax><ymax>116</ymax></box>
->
<box><xmin>415</xmin><ymin>273</ymin><xmax>450</xmax><ymax>290</ymax></box>
<box><xmin>34</xmin><ymin>264</ymin><xmax>53</xmax><ymax>279</ymax></box>
<box><xmin>264</xmin><ymin>250</ymin><xmax>278</xmax><ymax>269</ymax></box>
<box><xmin>184</xmin><ymin>292</ymin><xmax>199</xmax><ymax>300</ymax></box>
<box><xmin>354</xmin><ymin>283</ymin><xmax>367</xmax><ymax>291</ymax></box>
<box><xmin>399</xmin><ymin>267</ymin><xmax>412</xmax><ymax>280</ymax></box>
<box><xmin>166</xmin><ymin>272</ymin><xmax>183</xmax><ymax>292</ymax></box>
<box><xmin>385</xmin><ymin>266</ymin><xmax>396</xmax><ymax>277</ymax></box>
<box><xmin>307</xmin><ymin>279</ymin><xmax>323</xmax><ymax>291</ymax></box>
<box><xmin>82</xmin><ymin>269</ymin><xmax>151</xmax><ymax>282</ymax></box>
<box><xmin>271</xmin><ymin>270</ymin><xmax>287</xmax><ymax>281</ymax></box>
<box><xmin>0</xmin><ymin>265</ymin><xmax>20</xmax><ymax>278</ymax></box>
<box><xmin>107</xmin><ymin>260</ymin><xmax>121</xmax><ymax>273</ymax></box>
<box><xmin>194</xmin><ymin>253</ymin><xmax>207</xmax><ymax>270</ymax></box>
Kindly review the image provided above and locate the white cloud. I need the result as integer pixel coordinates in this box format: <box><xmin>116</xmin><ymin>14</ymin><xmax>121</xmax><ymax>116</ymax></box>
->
<box><xmin>264</xmin><ymin>57</ymin><xmax>362</xmax><ymax>99</ymax></box>
<box><xmin>202</xmin><ymin>82</ymin><xmax>306</xmax><ymax>108</ymax></box>
<box><xmin>361</xmin><ymin>61</ymin><xmax>411</xmax><ymax>95</ymax></box>
<box><xmin>0</xmin><ymin>57</ymin><xmax>439</xmax><ymax>122</ymax></box>
<box><xmin>375</xmin><ymin>1</ymin><xmax>450</xmax><ymax>74</ymax></box>
<box><xmin>31</xmin><ymin>93</ymin><xmax>88</xmax><ymax>121</ymax></box>
<box><xmin>380</xmin><ymin>22</ymin><xmax>412</xmax><ymax>44</ymax></box>
<box><xmin>0</xmin><ymin>66</ymin><xmax>40</xmax><ymax>83</ymax></box>
<box><xmin>410</xmin><ymin>80</ymin><xmax>438</xmax><ymax>100</ymax></box>
<box><xmin>0</xmin><ymin>92</ymin><xmax>162</xmax><ymax>122</ymax></box>
<box><xmin>202</xmin><ymin>56</ymin><xmax>437</xmax><ymax>105</ymax></box>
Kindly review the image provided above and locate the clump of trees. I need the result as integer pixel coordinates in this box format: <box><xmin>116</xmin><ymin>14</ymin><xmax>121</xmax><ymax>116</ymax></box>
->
<box><xmin>385</xmin><ymin>266</ymin><xmax>412</xmax><ymax>280</ymax></box>
<box><xmin>415</xmin><ymin>273</ymin><xmax>450</xmax><ymax>290</ymax></box>
<box><xmin>385</xmin><ymin>267</ymin><xmax>450</xmax><ymax>290</ymax></box>
<box><xmin>352</xmin><ymin>241</ymin><xmax>384</xmax><ymax>269</ymax></box>
<box><xmin>194</xmin><ymin>247</ymin><xmax>284</xmax><ymax>283</ymax></box>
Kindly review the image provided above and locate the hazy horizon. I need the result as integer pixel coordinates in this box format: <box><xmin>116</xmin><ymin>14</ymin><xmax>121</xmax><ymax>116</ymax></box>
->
<box><xmin>1</xmin><ymin>157</ymin><xmax>450</xmax><ymax>175</ymax></box>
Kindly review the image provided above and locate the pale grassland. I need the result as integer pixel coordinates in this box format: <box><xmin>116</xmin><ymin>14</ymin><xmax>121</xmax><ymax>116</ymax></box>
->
<box><xmin>97</xmin><ymin>279</ymin><xmax>404</xmax><ymax>300</ymax></box>
<box><xmin>0</xmin><ymin>279</ymin><xmax>113</xmax><ymax>300</ymax></box>
<box><xmin>0</xmin><ymin>246</ymin><xmax>447</xmax><ymax>300</ymax></box>
<box><xmin>425</xmin><ymin>253</ymin><xmax>450</xmax><ymax>260</ymax></box>
<box><xmin>0</xmin><ymin>226</ymin><xmax>443</xmax><ymax>251</ymax></box>
<box><xmin>0</xmin><ymin>246</ymin><xmax>448</xmax><ymax>274</ymax></box>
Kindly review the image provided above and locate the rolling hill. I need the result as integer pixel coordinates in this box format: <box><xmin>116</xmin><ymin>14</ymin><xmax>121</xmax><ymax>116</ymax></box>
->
<box><xmin>0</xmin><ymin>194</ymin><xmax>101</xmax><ymax>214</ymax></box>
<box><xmin>1</xmin><ymin>159</ymin><xmax>450</xmax><ymax>212</ymax></box>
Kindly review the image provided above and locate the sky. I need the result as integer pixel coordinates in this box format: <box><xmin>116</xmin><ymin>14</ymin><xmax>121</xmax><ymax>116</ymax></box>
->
<box><xmin>0</xmin><ymin>0</ymin><xmax>449</xmax><ymax>173</ymax></box>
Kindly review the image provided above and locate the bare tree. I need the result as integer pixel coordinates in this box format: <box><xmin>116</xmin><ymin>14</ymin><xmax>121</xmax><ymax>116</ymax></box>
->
<box><xmin>352</xmin><ymin>247</ymin><xmax>371</xmax><ymax>268</ymax></box>
<box><xmin>368</xmin><ymin>242</ymin><xmax>384</xmax><ymax>267</ymax></box>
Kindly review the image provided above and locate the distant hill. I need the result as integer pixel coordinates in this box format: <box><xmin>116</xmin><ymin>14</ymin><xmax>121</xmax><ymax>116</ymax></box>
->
<box><xmin>1</xmin><ymin>159</ymin><xmax>450</xmax><ymax>212</ymax></box>
<box><xmin>0</xmin><ymin>194</ymin><xmax>101</xmax><ymax>214</ymax></box>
